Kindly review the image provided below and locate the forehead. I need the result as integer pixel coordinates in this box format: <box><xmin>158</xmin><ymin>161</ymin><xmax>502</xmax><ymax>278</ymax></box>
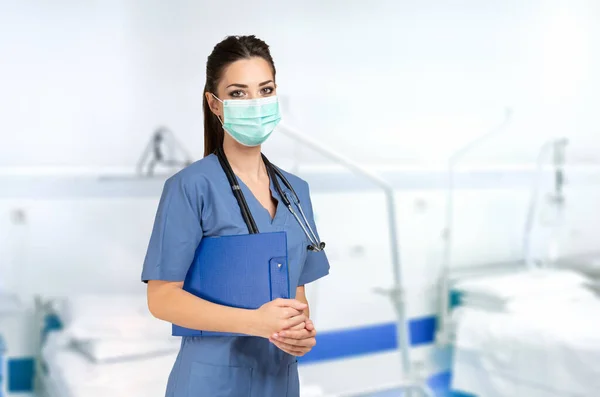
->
<box><xmin>219</xmin><ymin>57</ymin><xmax>274</xmax><ymax>87</ymax></box>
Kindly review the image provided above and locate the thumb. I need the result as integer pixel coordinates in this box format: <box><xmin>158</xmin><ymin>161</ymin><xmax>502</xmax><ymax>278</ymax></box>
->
<box><xmin>305</xmin><ymin>319</ymin><xmax>315</xmax><ymax>331</ymax></box>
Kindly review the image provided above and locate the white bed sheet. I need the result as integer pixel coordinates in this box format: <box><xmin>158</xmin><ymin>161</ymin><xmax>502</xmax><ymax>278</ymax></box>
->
<box><xmin>41</xmin><ymin>333</ymin><xmax>178</xmax><ymax>397</ymax></box>
<box><xmin>453</xmin><ymin>348</ymin><xmax>578</xmax><ymax>397</ymax></box>
<box><xmin>452</xmin><ymin>300</ymin><xmax>600</xmax><ymax>397</ymax></box>
<box><xmin>452</xmin><ymin>268</ymin><xmax>591</xmax><ymax>308</ymax></box>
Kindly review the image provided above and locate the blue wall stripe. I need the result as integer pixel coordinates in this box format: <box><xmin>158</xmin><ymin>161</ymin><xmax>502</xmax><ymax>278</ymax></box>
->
<box><xmin>12</xmin><ymin>315</ymin><xmax>439</xmax><ymax>393</ymax></box>
<box><xmin>299</xmin><ymin>315</ymin><xmax>437</xmax><ymax>364</ymax></box>
<box><xmin>40</xmin><ymin>314</ymin><xmax>439</xmax><ymax>366</ymax></box>
<box><xmin>7</xmin><ymin>358</ymin><xmax>35</xmax><ymax>392</ymax></box>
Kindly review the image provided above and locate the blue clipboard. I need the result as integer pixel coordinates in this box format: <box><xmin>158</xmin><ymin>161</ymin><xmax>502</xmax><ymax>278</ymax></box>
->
<box><xmin>172</xmin><ymin>231</ymin><xmax>289</xmax><ymax>337</ymax></box>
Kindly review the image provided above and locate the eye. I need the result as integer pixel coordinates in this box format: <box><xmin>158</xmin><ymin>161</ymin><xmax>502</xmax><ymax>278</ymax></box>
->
<box><xmin>228</xmin><ymin>90</ymin><xmax>245</xmax><ymax>98</ymax></box>
<box><xmin>261</xmin><ymin>86</ymin><xmax>275</xmax><ymax>95</ymax></box>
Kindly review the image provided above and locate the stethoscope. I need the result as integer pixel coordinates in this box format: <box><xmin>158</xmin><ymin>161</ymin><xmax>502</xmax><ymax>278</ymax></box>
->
<box><xmin>216</xmin><ymin>147</ymin><xmax>326</xmax><ymax>252</ymax></box>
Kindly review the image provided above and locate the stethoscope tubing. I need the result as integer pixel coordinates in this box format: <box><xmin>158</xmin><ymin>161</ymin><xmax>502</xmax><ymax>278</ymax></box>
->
<box><xmin>216</xmin><ymin>148</ymin><xmax>325</xmax><ymax>252</ymax></box>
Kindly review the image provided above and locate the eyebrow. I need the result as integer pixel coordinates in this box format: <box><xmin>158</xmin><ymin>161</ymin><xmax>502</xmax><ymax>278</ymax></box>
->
<box><xmin>226</xmin><ymin>80</ymin><xmax>274</xmax><ymax>89</ymax></box>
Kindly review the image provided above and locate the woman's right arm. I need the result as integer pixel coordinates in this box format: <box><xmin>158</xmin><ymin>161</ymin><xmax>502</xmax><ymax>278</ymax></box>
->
<box><xmin>143</xmin><ymin>176</ymin><xmax>307</xmax><ymax>337</ymax></box>
<box><xmin>147</xmin><ymin>280</ymin><xmax>308</xmax><ymax>338</ymax></box>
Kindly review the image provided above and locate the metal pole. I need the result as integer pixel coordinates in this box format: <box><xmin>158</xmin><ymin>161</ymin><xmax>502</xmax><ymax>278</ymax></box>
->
<box><xmin>522</xmin><ymin>138</ymin><xmax>568</xmax><ymax>268</ymax></box>
<box><xmin>437</xmin><ymin>108</ymin><xmax>513</xmax><ymax>345</ymax></box>
<box><xmin>277</xmin><ymin>125</ymin><xmax>414</xmax><ymax>386</ymax></box>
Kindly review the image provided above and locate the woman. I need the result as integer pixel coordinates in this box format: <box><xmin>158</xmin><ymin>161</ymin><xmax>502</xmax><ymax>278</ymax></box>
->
<box><xmin>141</xmin><ymin>35</ymin><xmax>330</xmax><ymax>397</ymax></box>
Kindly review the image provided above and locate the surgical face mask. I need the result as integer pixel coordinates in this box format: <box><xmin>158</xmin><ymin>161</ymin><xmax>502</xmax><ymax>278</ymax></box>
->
<box><xmin>212</xmin><ymin>94</ymin><xmax>281</xmax><ymax>147</ymax></box>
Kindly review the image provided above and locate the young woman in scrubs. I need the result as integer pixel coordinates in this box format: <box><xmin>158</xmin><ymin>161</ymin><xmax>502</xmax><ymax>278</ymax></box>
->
<box><xmin>141</xmin><ymin>35</ymin><xmax>330</xmax><ymax>397</ymax></box>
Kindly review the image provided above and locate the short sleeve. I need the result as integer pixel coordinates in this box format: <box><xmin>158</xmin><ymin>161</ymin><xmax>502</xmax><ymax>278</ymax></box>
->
<box><xmin>298</xmin><ymin>183</ymin><xmax>330</xmax><ymax>285</ymax></box>
<box><xmin>141</xmin><ymin>175</ymin><xmax>203</xmax><ymax>283</ymax></box>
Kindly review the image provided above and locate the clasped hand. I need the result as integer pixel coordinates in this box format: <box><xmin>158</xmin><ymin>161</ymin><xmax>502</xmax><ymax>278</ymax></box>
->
<box><xmin>255</xmin><ymin>298</ymin><xmax>317</xmax><ymax>357</ymax></box>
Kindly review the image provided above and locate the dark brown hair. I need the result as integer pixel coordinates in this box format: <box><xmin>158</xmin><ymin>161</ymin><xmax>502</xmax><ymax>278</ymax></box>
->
<box><xmin>203</xmin><ymin>35</ymin><xmax>276</xmax><ymax>157</ymax></box>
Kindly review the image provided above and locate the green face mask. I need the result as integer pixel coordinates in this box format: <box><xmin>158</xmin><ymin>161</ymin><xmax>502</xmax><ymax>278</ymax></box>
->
<box><xmin>212</xmin><ymin>94</ymin><xmax>282</xmax><ymax>147</ymax></box>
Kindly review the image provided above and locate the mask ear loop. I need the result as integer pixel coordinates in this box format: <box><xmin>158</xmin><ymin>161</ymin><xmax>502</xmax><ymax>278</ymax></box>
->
<box><xmin>211</xmin><ymin>93</ymin><xmax>225</xmax><ymax>125</ymax></box>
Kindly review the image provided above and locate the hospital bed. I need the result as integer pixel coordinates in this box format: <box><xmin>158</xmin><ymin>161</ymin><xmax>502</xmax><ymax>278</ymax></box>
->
<box><xmin>32</xmin><ymin>294</ymin><xmax>337</xmax><ymax>397</ymax></box>
<box><xmin>553</xmin><ymin>251</ymin><xmax>600</xmax><ymax>282</ymax></box>
<box><xmin>433</xmin><ymin>128</ymin><xmax>600</xmax><ymax>395</ymax></box>
<box><xmin>441</xmin><ymin>264</ymin><xmax>600</xmax><ymax>397</ymax></box>
<box><xmin>33</xmin><ymin>294</ymin><xmax>180</xmax><ymax>397</ymax></box>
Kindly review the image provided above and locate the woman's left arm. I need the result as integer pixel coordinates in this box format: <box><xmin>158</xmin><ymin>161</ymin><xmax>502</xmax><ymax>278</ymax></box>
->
<box><xmin>295</xmin><ymin>286</ymin><xmax>310</xmax><ymax>318</ymax></box>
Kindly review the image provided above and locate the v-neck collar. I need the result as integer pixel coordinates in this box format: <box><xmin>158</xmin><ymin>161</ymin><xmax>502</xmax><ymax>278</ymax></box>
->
<box><xmin>235</xmin><ymin>169</ymin><xmax>285</xmax><ymax>227</ymax></box>
<box><xmin>209</xmin><ymin>152</ymin><xmax>287</xmax><ymax>228</ymax></box>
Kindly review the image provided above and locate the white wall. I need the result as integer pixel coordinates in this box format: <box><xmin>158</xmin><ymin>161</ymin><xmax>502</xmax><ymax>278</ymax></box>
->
<box><xmin>2</xmin><ymin>0</ymin><xmax>600</xmax><ymax>169</ymax></box>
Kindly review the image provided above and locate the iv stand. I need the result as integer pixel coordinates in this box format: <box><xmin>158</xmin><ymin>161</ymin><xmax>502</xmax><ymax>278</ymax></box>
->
<box><xmin>522</xmin><ymin>138</ymin><xmax>568</xmax><ymax>268</ymax></box>
<box><xmin>278</xmin><ymin>124</ymin><xmax>434</xmax><ymax>397</ymax></box>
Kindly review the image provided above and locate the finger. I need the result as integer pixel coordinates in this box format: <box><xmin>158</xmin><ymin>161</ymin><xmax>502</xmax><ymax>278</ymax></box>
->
<box><xmin>289</xmin><ymin>322</ymin><xmax>305</xmax><ymax>331</ymax></box>
<box><xmin>276</xmin><ymin>299</ymin><xmax>308</xmax><ymax>311</ymax></box>
<box><xmin>271</xmin><ymin>339</ymin><xmax>301</xmax><ymax>354</ymax></box>
<box><xmin>283</xmin><ymin>313</ymin><xmax>307</xmax><ymax>329</ymax></box>
<box><xmin>277</xmin><ymin>329</ymin><xmax>309</xmax><ymax>340</ymax></box>
<box><xmin>272</xmin><ymin>322</ymin><xmax>305</xmax><ymax>340</ymax></box>
<box><xmin>272</xmin><ymin>332</ymin><xmax>309</xmax><ymax>346</ymax></box>
<box><xmin>283</xmin><ymin>308</ymin><xmax>302</xmax><ymax>319</ymax></box>
<box><xmin>272</xmin><ymin>323</ymin><xmax>305</xmax><ymax>339</ymax></box>
<box><xmin>273</xmin><ymin>335</ymin><xmax>316</xmax><ymax>348</ymax></box>
<box><xmin>304</xmin><ymin>319</ymin><xmax>315</xmax><ymax>331</ymax></box>
<box><xmin>282</xmin><ymin>322</ymin><xmax>305</xmax><ymax>332</ymax></box>
<box><xmin>271</xmin><ymin>340</ymin><xmax>306</xmax><ymax>356</ymax></box>
<box><xmin>271</xmin><ymin>339</ymin><xmax>313</xmax><ymax>354</ymax></box>
<box><xmin>278</xmin><ymin>328</ymin><xmax>315</xmax><ymax>340</ymax></box>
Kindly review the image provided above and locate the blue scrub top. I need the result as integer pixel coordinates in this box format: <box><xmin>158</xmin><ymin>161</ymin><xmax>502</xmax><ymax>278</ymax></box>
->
<box><xmin>141</xmin><ymin>153</ymin><xmax>330</xmax><ymax>397</ymax></box>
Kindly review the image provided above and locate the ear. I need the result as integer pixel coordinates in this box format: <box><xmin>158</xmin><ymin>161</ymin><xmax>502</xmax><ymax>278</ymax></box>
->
<box><xmin>205</xmin><ymin>92</ymin><xmax>222</xmax><ymax>118</ymax></box>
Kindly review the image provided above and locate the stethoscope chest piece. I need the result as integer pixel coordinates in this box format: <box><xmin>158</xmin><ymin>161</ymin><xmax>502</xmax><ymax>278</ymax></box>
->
<box><xmin>308</xmin><ymin>242</ymin><xmax>326</xmax><ymax>252</ymax></box>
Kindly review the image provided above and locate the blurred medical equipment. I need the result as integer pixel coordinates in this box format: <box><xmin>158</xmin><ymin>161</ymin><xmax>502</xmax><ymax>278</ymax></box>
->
<box><xmin>0</xmin><ymin>292</ymin><xmax>29</xmax><ymax>397</ymax></box>
<box><xmin>522</xmin><ymin>138</ymin><xmax>568</xmax><ymax>267</ymax></box>
<box><xmin>433</xmin><ymin>124</ymin><xmax>600</xmax><ymax>395</ymax></box>
<box><xmin>437</xmin><ymin>108</ymin><xmax>513</xmax><ymax>346</ymax></box>
<box><xmin>435</xmin><ymin>109</ymin><xmax>574</xmax><ymax>347</ymax></box>
<box><xmin>136</xmin><ymin>126</ymin><xmax>193</xmax><ymax>177</ymax></box>
<box><xmin>5</xmin><ymin>209</ymin><xmax>28</xmax><ymax>300</ymax></box>
<box><xmin>278</xmin><ymin>124</ymin><xmax>435</xmax><ymax>397</ymax></box>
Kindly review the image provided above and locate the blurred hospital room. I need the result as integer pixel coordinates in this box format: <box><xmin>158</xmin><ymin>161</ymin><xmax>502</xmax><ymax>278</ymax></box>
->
<box><xmin>3</xmin><ymin>0</ymin><xmax>600</xmax><ymax>396</ymax></box>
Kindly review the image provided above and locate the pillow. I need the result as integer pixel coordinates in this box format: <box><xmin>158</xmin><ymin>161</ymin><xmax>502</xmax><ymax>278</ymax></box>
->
<box><xmin>72</xmin><ymin>337</ymin><xmax>180</xmax><ymax>363</ymax></box>
<box><xmin>505</xmin><ymin>287</ymin><xmax>598</xmax><ymax>312</ymax></box>
<box><xmin>453</xmin><ymin>268</ymin><xmax>591</xmax><ymax>301</ymax></box>
<box><xmin>57</xmin><ymin>294</ymin><xmax>171</xmax><ymax>339</ymax></box>
<box><xmin>65</xmin><ymin>314</ymin><xmax>173</xmax><ymax>340</ymax></box>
